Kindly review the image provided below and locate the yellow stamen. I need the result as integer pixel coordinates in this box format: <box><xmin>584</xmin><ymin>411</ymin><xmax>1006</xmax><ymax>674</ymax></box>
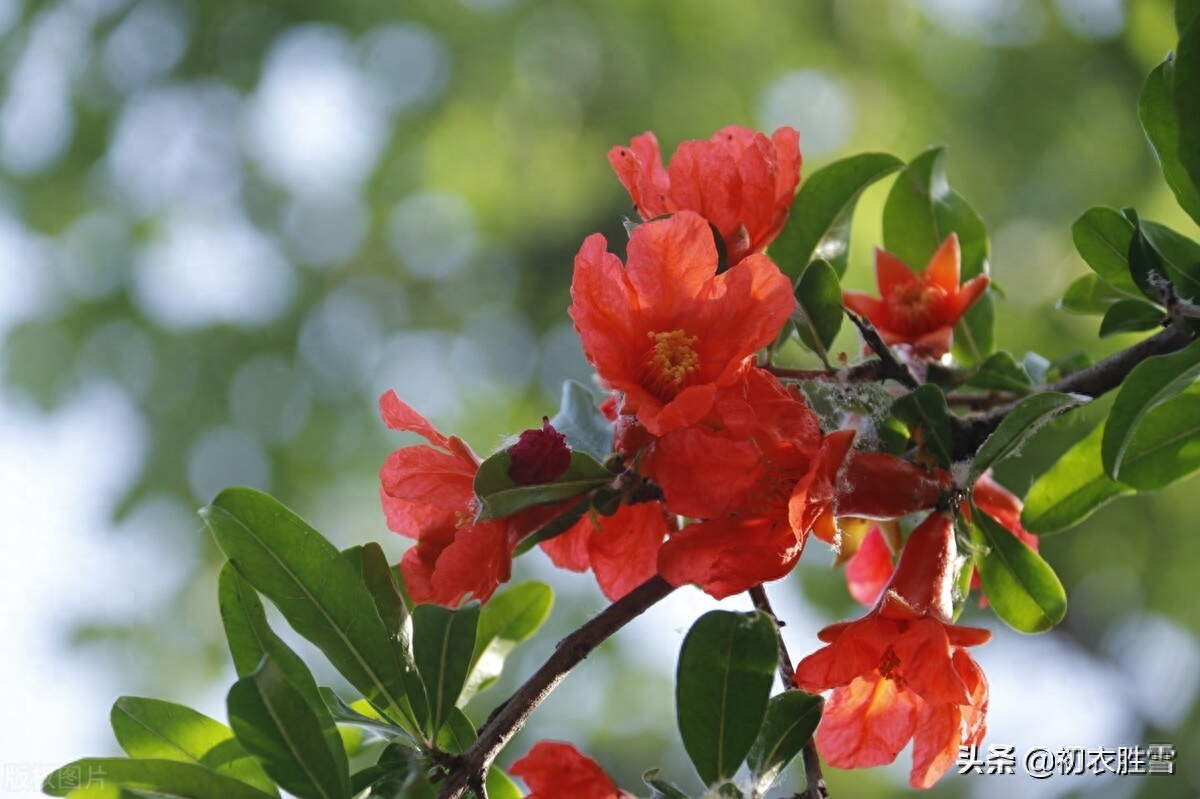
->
<box><xmin>646</xmin><ymin>329</ymin><xmax>700</xmax><ymax>390</ymax></box>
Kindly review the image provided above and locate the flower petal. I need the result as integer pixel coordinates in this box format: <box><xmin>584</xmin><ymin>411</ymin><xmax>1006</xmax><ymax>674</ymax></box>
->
<box><xmin>510</xmin><ymin>741</ymin><xmax>621</xmax><ymax>799</ymax></box>
<box><xmin>924</xmin><ymin>234</ymin><xmax>962</xmax><ymax>295</ymax></box>
<box><xmin>817</xmin><ymin>674</ymin><xmax>918</xmax><ymax>769</ymax></box>
<box><xmin>588</xmin><ymin>502</ymin><xmax>669</xmax><ymax>601</ymax></box>
<box><xmin>657</xmin><ymin>516</ymin><xmax>800</xmax><ymax>599</ymax></box>
<box><xmin>846</xmin><ymin>526</ymin><xmax>895</xmax><ymax>607</ymax></box>
<box><xmin>874</xmin><ymin>248</ymin><xmax>920</xmax><ymax>297</ymax></box>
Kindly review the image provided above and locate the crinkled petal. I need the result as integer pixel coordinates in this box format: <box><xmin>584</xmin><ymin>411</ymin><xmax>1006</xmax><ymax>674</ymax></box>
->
<box><xmin>891</xmin><ymin>618</ymin><xmax>971</xmax><ymax>706</ymax></box>
<box><xmin>380</xmin><ymin>390</ymin><xmax>453</xmax><ymax>450</ymax></box>
<box><xmin>909</xmin><ymin>699</ymin><xmax>962</xmax><ymax>788</ymax></box>
<box><xmin>657</xmin><ymin>516</ymin><xmax>800</xmax><ymax>599</ymax></box>
<box><xmin>625</xmin><ymin>212</ymin><xmax>719</xmax><ymax>315</ymax></box>
<box><xmin>588</xmin><ymin>502</ymin><xmax>669</xmax><ymax>600</ymax></box>
<box><xmin>426</xmin><ymin>521</ymin><xmax>512</xmax><ymax>606</ymax></box>
<box><xmin>874</xmin><ymin>248</ymin><xmax>920</xmax><ymax>298</ymax></box>
<box><xmin>817</xmin><ymin>674</ymin><xmax>918</xmax><ymax>770</ymax></box>
<box><xmin>666</xmin><ymin>141</ymin><xmax>742</xmax><ymax>240</ymax></box>
<box><xmin>646</xmin><ymin>426</ymin><xmax>762</xmax><ymax>519</ymax></box>
<box><xmin>510</xmin><ymin>741</ymin><xmax>621</xmax><ymax>799</ymax></box>
<box><xmin>794</xmin><ymin>615</ymin><xmax>893</xmax><ymax>691</ymax></box>
<box><xmin>539</xmin><ymin>518</ymin><xmax>592</xmax><ymax>573</ymax></box>
<box><xmin>380</xmin><ymin>446</ymin><xmax>476</xmax><ymax>510</ymax></box>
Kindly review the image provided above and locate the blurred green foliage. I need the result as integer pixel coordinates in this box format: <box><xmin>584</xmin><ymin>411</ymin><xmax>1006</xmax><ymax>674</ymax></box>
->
<box><xmin>4</xmin><ymin>0</ymin><xmax>1200</xmax><ymax>796</ymax></box>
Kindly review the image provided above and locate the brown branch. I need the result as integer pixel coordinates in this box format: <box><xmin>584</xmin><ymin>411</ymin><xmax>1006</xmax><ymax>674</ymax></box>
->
<box><xmin>748</xmin><ymin>586</ymin><xmax>827</xmax><ymax>799</ymax></box>
<box><xmin>437</xmin><ymin>576</ymin><xmax>677</xmax><ymax>799</ymax></box>
<box><xmin>952</xmin><ymin>323</ymin><xmax>1195</xmax><ymax>461</ymax></box>
<box><xmin>765</xmin><ymin>360</ymin><xmax>888</xmax><ymax>383</ymax></box>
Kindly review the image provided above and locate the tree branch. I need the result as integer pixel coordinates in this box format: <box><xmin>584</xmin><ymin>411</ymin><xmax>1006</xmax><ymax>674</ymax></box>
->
<box><xmin>748</xmin><ymin>586</ymin><xmax>827</xmax><ymax>799</ymax></box>
<box><xmin>844</xmin><ymin>310</ymin><xmax>920</xmax><ymax>390</ymax></box>
<box><xmin>952</xmin><ymin>323</ymin><xmax>1195</xmax><ymax>460</ymax></box>
<box><xmin>437</xmin><ymin>576</ymin><xmax>677</xmax><ymax>799</ymax></box>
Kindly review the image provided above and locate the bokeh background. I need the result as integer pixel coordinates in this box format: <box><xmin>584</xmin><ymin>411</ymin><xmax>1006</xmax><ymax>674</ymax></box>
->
<box><xmin>2</xmin><ymin>0</ymin><xmax>1199</xmax><ymax>797</ymax></box>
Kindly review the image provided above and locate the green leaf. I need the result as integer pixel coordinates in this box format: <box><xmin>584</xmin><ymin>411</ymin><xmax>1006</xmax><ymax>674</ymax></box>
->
<box><xmin>964</xmin><ymin>351</ymin><xmax>1034</xmax><ymax>394</ymax></box>
<box><xmin>1071</xmin><ymin>207</ymin><xmax>1139</xmax><ymax>295</ymax></box>
<box><xmin>43</xmin><ymin>760</ymin><xmax>276</xmax><ymax>799</ymax></box>
<box><xmin>1141</xmin><ymin>58</ymin><xmax>1200</xmax><ymax>226</ymax></box>
<box><xmin>746</xmin><ymin>690</ymin><xmax>823</xmax><ymax>794</ymax></box>
<box><xmin>434</xmin><ymin>707</ymin><xmax>477</xmax><ymax>754</ymax></box>
<box><xmin>319</xmin><ymin>689</ymin><xmax>414</xmax><ymax>744</ymax></box>
<box><xmin>110</xmin><ymin>697</ymin><xmax>276</xmax><ymax>796</ymax></box>
<box><xmin>1102</xmin><ymin>338</ymin><xmax>1200</xmax><ymax>479</ymax></box>
<box><xmin>216</xmin><ymin>563</ymin><xmax>321</xmax><ymax>707</ymax></box>
<box><xmin>1118</xmin><ymin>383</ymin><xmax>1200</xmax><ymax>490</ymax></box>
<box><xmin>791</xmin><ymin>259</ymin><xmax>844</xmax><ymax>364</ymax></box>
<box><xmin>227</xmin><ymin>657</ymin><xmax>350</xmax><ymax>799</ymax></box>
<box><xmin>883</xmin><ymin>147</ymin><xmax>990</xmax><ymax>280</ymax></box>
<box><xmin>1176</xmin><ymin>4</ymin><xmax>1200</xmax><ymax>197</ymax></box>
<box><xmin>485</xmin><ymin>768</ymin><xmax>523</xmax><ymax>799</ymax></box>
<box><xmin>1058</xmin><ymin>273</ymin><xmax>1141</xmax><ymax>316</ymax></box>
<box><xmin>971</xmin><ymin>508</ymin><xmax>1067</xmax><ymax>633</ymax></box>
<box><xmin>1022</xmin><ymin>421</ymin><xmax>1135</xmax><ymax>534</ymax></box>
<box><xmin>952</xmin><ymin>290</ymin><xmax>995</xmax><ymax>366</ymax></box>
<box><xmin>676</xmin><ymin>610</ymin><xmax>778</xmax><ymax>786</ymax></box>
<box><xmin>1098</xmin><ymin>299</ymin><xmax>1165</xmax><ymax>337</ymax></box>
<box><xmin>202</xmin><ymin>489</ymin><xmax>414</xmax><ymax>731</ymax></box>
<box><xmin>473</xmin><ymin>449</ymin><xmax>613</xmax><ymax>521</ymax></box>
<box><xmin>969</xmin><ymin>392</ymin><xmax>1088</xmax><ymax>484</ymax></box>
<box><xmin>411</xmin><ymin>602</ymin><xmax>480</xmax><ymax>736</ymax></box>
<box><xmin>1139</xmin><ymin>220</ymin><xmax>1200</xmax><ymax>301</ymax></box>
<box><xmin>642</xmin><ymin>769</ymin><xmax>691</xmax><ymax>799</ymax></box>
<box><xmin>890</xmin><ymin>384</ymin><xmax>954</xmax><ymax>467</ymax></box>
<box><xmin>462</xmin><ymin>581</ymin><xmax>554</xmax><ymax>704</ymax></box>
<box><xmin>769</xmin><ymin>152</ymin><xmax>904</xmax><ymax>281</ymax></box>
<box><xmin>549</xmin><ymin>380</ymin><xmax>614</xmax><ymax>463</ymax></box>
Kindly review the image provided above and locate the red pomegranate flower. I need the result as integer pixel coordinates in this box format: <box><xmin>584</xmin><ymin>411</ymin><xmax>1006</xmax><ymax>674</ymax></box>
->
<box><xmin>570</xmin><ymin>211</ymin><xmax>793</xmax><ymax>436</ymax></box>
<box><xmin>795</xmin><ymin>511</ymin><xmax>991</xmax><ymax>789</ymax></box>
<box><xmin>510</xmin><ymin>741</ymin><xmax>630</xmax><ymax>799</ymax></box>
<box><xmin>608</xmin><ymin>126</ymin><xmax>801</xmax><ymax>265</ymax></box>
<box><xmin>842</xmin><ymin>234</ymin><xmax>990</xmax><ymax>358</ymax></box>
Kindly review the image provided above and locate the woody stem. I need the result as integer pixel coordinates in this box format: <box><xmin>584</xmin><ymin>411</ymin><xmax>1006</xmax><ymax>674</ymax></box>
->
<box><xmin>436</xmin><ymin>575</ymin><xmax>677</xmax><ymax>799</ymax></box>
<box><xmin>748</xmin><ymin>585</ymin><xmax>828</xmax><ymax>799</ymax></box>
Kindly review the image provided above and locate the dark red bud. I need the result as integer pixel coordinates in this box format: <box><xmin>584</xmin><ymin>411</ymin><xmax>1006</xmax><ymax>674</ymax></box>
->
<box><xmin>507</xmin><ymin>417</ymin><xmax>571</xmax><ymax>485</ymax></box>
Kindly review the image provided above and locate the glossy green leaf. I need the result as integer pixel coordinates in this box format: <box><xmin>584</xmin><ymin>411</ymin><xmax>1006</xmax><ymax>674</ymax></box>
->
<box><xmin>883</xmin><ymin>147</ymin><xmax>990</xmax><ymax>280</ymax></box>
<box><xmin>791</xmin><ymin>259</ymin><xmax>843</xmax><ymax>364</ymax></box>
<box><xmin>202</xmin><ymin>489</ymin><xmax>413</xmax><ymax>730</ymax></box>
<box><xmin>486</xmin><ymin>767</ymin><xmax>523</xmax><ymax>799</ymax></box>
<box><xmin>952</xmin><ymin>290</ymin><xmax>995</xmax><ymax>366</ymax></box>
<box><xmin>411</xmin><ymin>602</ymin><xmax>480</xmax><ymax>736</ymax></box>
<box><xmin>971</xmin><ymin>508</ymin><xmax>1067</xmax><ymax>633</ymax></box>
<box><xmin>44</xmin><ymin>760</ymin><xmax>276</xmax><ymax>799</ymax></box>
<box><xmin>1103</xmin><ymin>338</ymin><xmax>1200</xmax><ymax>479</ymax></box>
<box><xmin>473</xmin><ymin>449</ymin><xmax>612</xmax><ymax>521</ymax></box>
<box><xmin>1098</xmin><ymin>299</ymin><xmax>1165</xmax><ymax>337</ymax></box>
<box><xmin>1071</xmin><ymin>207</ymin><xmax>1139</xmax><ymax>295</ymax></box>
<box><xmin>1141</xmin><ymin>58</ymin><xmax>1200</xmax><ymax>225</ymax></box>
<box><xmin>1022</xmin><ymin>422</ymin><xmax>1135</xmax><ymax>534</ymax></box>
<box><xmin>1177</xmin><ymin>4</ymin><xmax>1200</xmax><ymax>197</ymax></box>
<box><xmin>676</xmin><ymin>610</ymin><xmax>778</xmax><ymax>786</ymax></box>
<box><xmin>216</xmin><ymin>563</ymin><xmax>321</xmax><ymax>707</ymax></box>
<box><xmin>964</xmin><ymin>351</ymin><xmax>1034</xmax><ymax>394</ymax></box>
<box><xmin>969</xmin><ymin>392</ymin><xmax>1088</xmax><ymax>484</ymax></box>
<box><xmin>549</xmin><ymin>380</ymin><xmax>614</xmax><ymax>463</ymax></box>
<box><xmin>1118</xmin><ymin>383</ymin><xmax>1200</xmax><ymax>490</ymax></box>
<box><xmin>769</xmin><ymin>152</ymin><xmax>904</xmax><ymax>281</ymax></box>
<box><xmin>746</xmin><ymin>690</ymin><xmax>823</xmax><ymax>793</ymax></box>
<box><xmin>319</xmin><ymin>689</ymin><xmax>414</xmax><ymax>744</ymax></box>
<box><xmin>227</xmin><ymin>657</ymin><xmax>350</xmax><ymax>799</ymax></box>
<box><xmin>890</xmin><ymin>384</ymin><xmax>954</xmax><ymax>467</ymax></box>
<box><xmin>1140</xmin><ymin>220</ymin><xmax>1200</xmax><ymax>300</ymax></box>
<box><xmin>462</xmin><ymin>581</ymin><xmax>554</xmax><ymax>703</ymax></box>
<box><xmin>1058</xmin><ymin>273</ymin><xmax>1140</xmax><ymax>316</ymax></box>
<box><xmin>111</xmin><ymin>697</ymin><xmax>275</xmax><ymax>796</ymax></box>
<box><xmin>642</xmin><ymin>769</ymin><xmax>690</xmax><ymax>799</ymax></box>
<box><xmin>434</xmin><ymin>707</ymin><xmax>477</xmax><ymax>754</ymax></box>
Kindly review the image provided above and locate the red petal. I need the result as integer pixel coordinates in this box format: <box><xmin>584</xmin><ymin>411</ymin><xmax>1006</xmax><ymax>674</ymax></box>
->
<box><xmin>794</xmin><ymin>615</ymin><xmax>892</xmax><ymax>691</ymax></box>
<box><xmin>539</xmin><ymin>518</ymin><xmax>592</xmax><ymax>572</ymax></box>
<box><xmin>816</xmin><ymin>674</ymin><xmax>918</xmax><ymax>769</ymax></box>
<box><xmin>948</xmin><ymin>273</ymin><xmax>990</xmax><ymax>322</ymax></box>
<box><xmin>836</xmin><ymin>453</ymin><xmax>948</xmax><ymax>520</ymax></box>
<box><xmin>427</xmin><ymin>521</ymin><xmax>513</xmax><ymax>605</ymax></box>
<box><xmin>569</xmin><ymin>233</ymin><xmax>641</xmax><ymax>394</ymax></box>
<box><xmin>924</xmin><ymin>234</ymin><xmax>961</xmax><ymax>294</ymax></box>
<box><xmin>588</xmin><ymin>502</ymin><xmax>669</xmax><ymax>601</ymax></box>
<box><xmin>841</xmin><ymin>290</ymin><xmax>886</xmax><ymax>323</ymax></box>
<box><xmin>909</xmin><ymin>700</ymin><xmax>962</xmax><ymax>788</ymax></box>
<box><xmin>380</xmin><ymin>446</ymin><xmax>476</xmax><ymax>510</ymax></box>
<box><xmin>874</xmin><ymin>248</ymin><xmax>920</xmax><ymax>297</ymax></box>
<box><xmin>889</xmin><ymin>617</ymin><xmax>970</xmax><ymax>706</ymax></box>
<box><xmin>379</xmin><ymin>390</ymin><xmax>454</xmax><ymax>450</ymax></box>
<box><xmin>666</xmin><ymin>140</ymin><xmax>742</xmax><ymax>239</ymax></box>
<box><xmin>646</xmin><ymin>424</ymin><xmax>762</xmax><ymax>519</ymax></box>
<box><xmin>510</xmin><ymin>741</ymin><xmax>621</xmax><ymax>799</ymax></box>
<box><xmin>624</xmin><ymin>212</ymin><xmax>719</xmax><ymax>315</ymax></box>
<box><xmin>657</xmin><ymin>516</ymin><xmax>800</xmax><ymax>599</ymax></box>
<box><xmin>846</xmin><ymin>527</ymin><xmax>895</xmax><ymax>607</ymax></box>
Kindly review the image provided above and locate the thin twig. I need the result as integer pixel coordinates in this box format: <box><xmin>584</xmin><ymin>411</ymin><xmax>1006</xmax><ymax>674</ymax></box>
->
<box><xmin>437</xmin><ymin>576</ymin><xmax>677</xmax><ymax>799</ymax></box>
<box><xmin>951</xmin><ymin>323</ymin><xmax>1195</xmax><ymax>460</ymax></box>
<box><xmin>844</xmin><ymin>310</ymin><xmax>920</xmax><ymax>389</ymax></box>
<box><xmin>748</xmin><ymin>585</ymin><xmax>827</xmax><ymax>799</ymax></box>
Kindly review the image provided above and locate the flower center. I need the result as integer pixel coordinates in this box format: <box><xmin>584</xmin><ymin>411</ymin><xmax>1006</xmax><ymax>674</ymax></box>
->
<box><xmin>646</xmin><ymin>329</ymin><xmax>700</xmax><ymax>394</ymax></box>
<box><xmin>878</xmin><ymin>645</ymin><xmax>906</xmax><ymax>686</ymax></box>
<box><xmin>887</xmin><ymin>282</ymin><xmax>946</xmax><ymax>333</ymax></box>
